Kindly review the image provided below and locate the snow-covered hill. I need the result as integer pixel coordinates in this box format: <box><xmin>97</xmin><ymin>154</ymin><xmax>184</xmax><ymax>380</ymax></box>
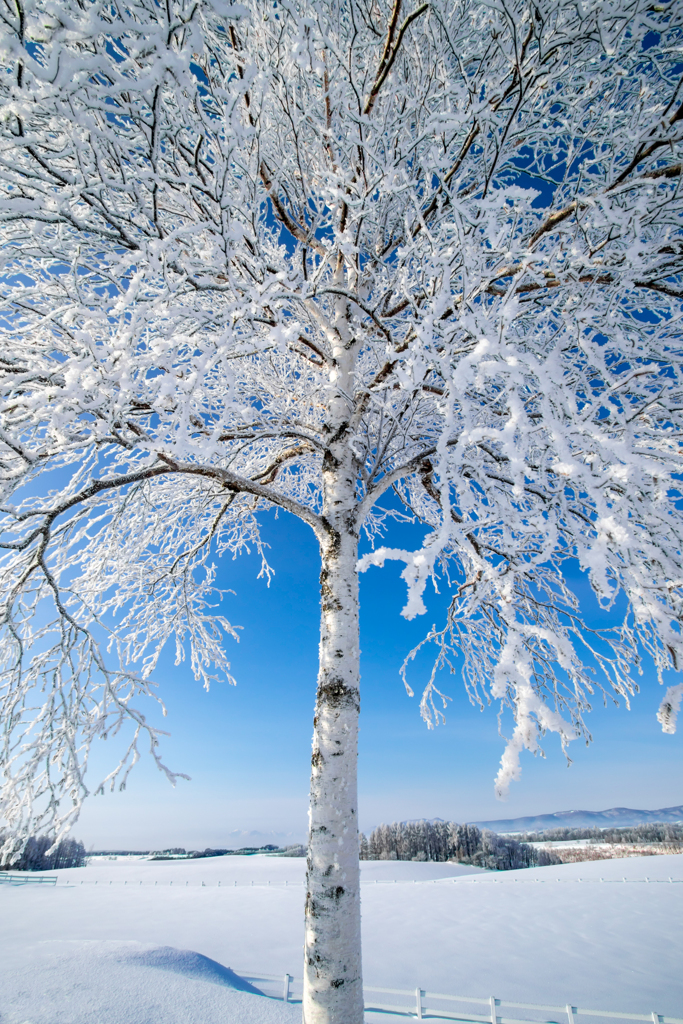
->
<box><xmin>1</xmin><ymin>854</ymin><xmax>680</xmax><ymax>1023</ymax></box>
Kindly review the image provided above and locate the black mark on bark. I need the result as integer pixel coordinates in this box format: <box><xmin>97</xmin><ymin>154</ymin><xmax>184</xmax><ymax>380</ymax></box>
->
<box><xmin>316</xmin><ymin>677</ymin><xmax>359</xmax><ymax>712</ymax></box>
<box><xmin>311</xmin><ymin>749</ymin><xmax>324</xmax><ymax>769</ymax></box>
<box><xmin>320</xmin><ymin>563</ymin><xmax>343</xmax><ymax>610</ymax></box>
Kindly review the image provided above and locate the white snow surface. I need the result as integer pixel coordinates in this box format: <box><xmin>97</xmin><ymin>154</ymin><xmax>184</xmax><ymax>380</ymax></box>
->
<box><xmin>0</xmin><ymin>854</ymin><xmax>681</xmax><ymax>1022</ymax></box>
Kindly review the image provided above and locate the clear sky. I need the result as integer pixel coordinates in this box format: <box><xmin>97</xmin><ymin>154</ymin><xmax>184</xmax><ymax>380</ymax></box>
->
<box><xmin>75</xmin><ymin>509</ymin><xmax>683</xmax><ymax>851</ymax></box>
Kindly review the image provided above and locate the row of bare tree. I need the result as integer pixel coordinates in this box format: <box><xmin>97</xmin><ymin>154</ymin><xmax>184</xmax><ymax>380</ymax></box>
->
<box><xmin>0</xmin><ymin>834</ymin><xmax>86</xmax><ymax>872</ymax></box>
<box><xmin>548</xmin><ymin>845</ymin><xmax>683</xmax><ymax>864</ymax></box>
<box><xmin>360</xmin><ymin>821</ymin><xmax>560</xmax><ymax>870</ymax></box>
<box><xmin>516</xmin><ymin>824</ymin><xmax>683</xmax><ymax>845</ymax></box>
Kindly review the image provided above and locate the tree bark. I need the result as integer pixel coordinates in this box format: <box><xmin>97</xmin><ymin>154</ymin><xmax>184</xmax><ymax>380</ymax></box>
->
<box><xmin>302</xmin><ymin>267</ymin><xmax>364</xmax><ymax>1024</ymax></box>
<box><xmin>303</xmin><ymin>525</ymin><xmax>363</xmax><ymax>1024</ymax></box>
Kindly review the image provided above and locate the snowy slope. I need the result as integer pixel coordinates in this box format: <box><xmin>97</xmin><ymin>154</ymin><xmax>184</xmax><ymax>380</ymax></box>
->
<box><xmin>0</xmin><ymin>854</ymin><xmax>681</xmax><ymax>1022</ymax></box>
<box><xmin>48</xmin><ymin>853</ymin><xmax>483</xmax><ymax>885</ymax></box>
<box><xmin>0</xmin><ymin>938</ymin><xmax>303</xmax><ymax>1024</ymax></box>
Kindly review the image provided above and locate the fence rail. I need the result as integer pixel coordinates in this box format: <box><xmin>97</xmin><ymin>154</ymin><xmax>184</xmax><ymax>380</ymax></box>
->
<box><xmin>14</xmin><ymin>876</ymin><xmax>683</xmax><ymax>887</ymax></box>
<box><xmin>0</xmin><ymin>873</ymin><xmax>57</xmax><ymax>885</ymax></box>
<box><xmin>237</xmin><ymin>972</ymin><xmax>682</xmax><ymax>1024</ymax></box>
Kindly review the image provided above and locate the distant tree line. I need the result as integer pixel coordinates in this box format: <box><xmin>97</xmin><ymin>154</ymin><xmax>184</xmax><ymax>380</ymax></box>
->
<box><xmin>0</xmin><ymin>834</ymin><xmax>86</xmax><ymax>871</ymax></box>
<box><xmin>516</xmin><ymin>823</ymin><xmax>683</xmax><ymax>845</ymax></box>
<box><xmin>149</xmin><ymin>844</ymin><xmax>285</xmax><ymax>860</ymax></box>
<box><xmin>149</xmin><ymin>847</ymin><xmax>229</xmax><ymax>860</ymax></box>
<box><xmin>91</xmin><ymin>849</ymin><xmax>152</xmax><ymax>856</ymax></box>
<box><xmin>360</xmin><ymin>821</ymin><xmax>560</xmax><ymax>870</ymax></box>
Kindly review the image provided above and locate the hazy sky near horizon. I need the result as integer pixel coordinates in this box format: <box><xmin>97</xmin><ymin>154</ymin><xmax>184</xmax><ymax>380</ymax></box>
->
<box><xmin>74</xmin><ymin>509</ymin><xmax>682</xmax><ymax>850</ymax></box>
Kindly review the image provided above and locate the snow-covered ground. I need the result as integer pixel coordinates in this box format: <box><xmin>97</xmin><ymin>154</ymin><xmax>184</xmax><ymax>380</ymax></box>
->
<box><xmin>527</xmin><ymin>838</ymin><xmax>600</xmax><ymax>848</ymax></box>
<box><xmin>1</xmin><ymin>853</ymin><xmax>681</xmax><ymax>1023</ymax></box>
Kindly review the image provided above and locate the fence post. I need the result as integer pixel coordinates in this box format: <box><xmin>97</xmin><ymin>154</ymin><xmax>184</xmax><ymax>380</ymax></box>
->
<box><xmin>283</xmin><ymin>974</ymin><xmax>292</xmax><ymax>1003</ymax></box>
<box><xmin>651</xmin><ymin>1014</ymin><xmax>662</xmax><ymax>1024</ymax></box>
<box><xmin>415</xmin><ymin>987</ymin><xmax>424</xmax><ymax>1019</ymax></box>
<box><xmin>490</xmin><ymin>996</ymin><xmax>499</xmax><ymax>1024</ymax></box>
<box><xmin>567</xmin><ymin>1006</ymin><xmax>576</xmax><ymax>1024</ymax></box>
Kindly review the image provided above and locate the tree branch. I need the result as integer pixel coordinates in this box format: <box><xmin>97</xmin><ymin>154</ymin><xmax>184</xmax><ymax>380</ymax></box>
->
<box><xmin>363</xmin><ymin>4</ymin><xmax>429</xmax><ymax>116</ymax></box>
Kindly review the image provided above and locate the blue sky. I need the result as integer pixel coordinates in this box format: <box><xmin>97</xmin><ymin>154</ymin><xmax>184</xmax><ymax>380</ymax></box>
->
<box><xmin>75</xmin><ymin>509</ymin><xmax>683</xmax><ymax>851</ymax></box>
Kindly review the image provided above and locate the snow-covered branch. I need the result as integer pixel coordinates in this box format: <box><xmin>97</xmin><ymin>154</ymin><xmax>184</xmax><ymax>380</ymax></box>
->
<box><xmin>1</xmin><ymin>0</ymin><xmax>683</xmax><ymax>913</ymax></box>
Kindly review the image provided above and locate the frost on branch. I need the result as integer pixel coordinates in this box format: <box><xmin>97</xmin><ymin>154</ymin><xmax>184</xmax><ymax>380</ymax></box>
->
<box><xmin>1</xmin><ymin>0</ymin><xmax>683</xmax><ymax>845</ymax></box>
<box><xmin>657</xmin><ymin>684</ymin><xmax>683</xmax><ymax>735</ymax></box>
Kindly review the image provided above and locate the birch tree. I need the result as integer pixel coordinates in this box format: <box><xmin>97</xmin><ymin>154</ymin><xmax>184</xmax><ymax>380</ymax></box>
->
<box><xmin>2</xmin><ymin>0</ymin><xmax>683</xmax><ymax>1020</ymax></box>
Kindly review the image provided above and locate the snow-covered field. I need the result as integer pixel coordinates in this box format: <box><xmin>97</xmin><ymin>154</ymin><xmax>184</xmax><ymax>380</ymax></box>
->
<box><xmin>0</xmin><ymin>853</ymin><xmax>681</xmax><ymax>1023</ymax></box>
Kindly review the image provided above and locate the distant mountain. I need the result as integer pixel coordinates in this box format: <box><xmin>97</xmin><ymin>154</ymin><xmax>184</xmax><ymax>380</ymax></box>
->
<box><xmin>88</xmin><ymin>829</ymin><xmax>308</xmax><ymax>857</ymax></box>
<box><xmin>219</xmin><ymin>829</ymin><xmax>307</xmax><ymax>849</ymax></box>
<box><xmin>470</xmin><ymin>805</ymin><xmax>683</xmax><ymax>833</ymax></box>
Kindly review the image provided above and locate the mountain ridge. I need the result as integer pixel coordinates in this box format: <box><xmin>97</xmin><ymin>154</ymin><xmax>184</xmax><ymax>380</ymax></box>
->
<box><xmin>468</xmin><ymin>805</ymin><xmax>683</xmax><ymax>832</ymax></box>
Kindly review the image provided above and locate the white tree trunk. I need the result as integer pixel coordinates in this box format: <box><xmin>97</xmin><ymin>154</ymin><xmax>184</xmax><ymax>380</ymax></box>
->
<box><xmin>303</xmin><ymin>293</ymin><xmax>363</xmax><ymax>1023</ymax></box>
<box><xmin>303</xmin><ymin>522</ymin><xmax>363</xmax><ymax>1024</ymax></box>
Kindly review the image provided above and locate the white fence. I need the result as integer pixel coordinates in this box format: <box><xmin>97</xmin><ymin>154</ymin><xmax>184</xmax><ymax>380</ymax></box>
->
<box><xmin>23</xmin><ymin>875</ymin><xmax>683</xmax><ymax>887</ymax></box>
<box><xmin>237</xmin><ymin>972</ymin><xmax>682</xmax><ymax>1024</ymax></box>
<box><xmin>0</xmin><ymin>873</ymin><xmax>57</xmax><ymax>885</ymax></box>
